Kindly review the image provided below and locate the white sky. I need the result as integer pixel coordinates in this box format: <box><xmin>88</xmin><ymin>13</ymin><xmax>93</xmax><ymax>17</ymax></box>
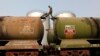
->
<box><xmin>0</xmin><ymin>0</ymin><xmax>100</xmax><ymax>17</ymax></box>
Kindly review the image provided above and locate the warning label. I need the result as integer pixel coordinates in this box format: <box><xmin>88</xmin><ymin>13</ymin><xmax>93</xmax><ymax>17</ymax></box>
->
<box><xmin>64</xmin><ymin>25</ymin><xmax>76</xmax><ymax>38</ymax></box>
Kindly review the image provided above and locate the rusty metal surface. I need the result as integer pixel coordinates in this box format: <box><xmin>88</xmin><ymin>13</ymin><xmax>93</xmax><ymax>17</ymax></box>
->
<box><xmin>0</xmin><ymin>16</ymin><xmax>44</xmax><ymax>40</ymax></box>
<box><xmin>60</xmin><ymin>50</ymin><xmax>90</xmax><ymax>56</ymax></box>
<box><xmin>0</xmin><ymin>40</ymin><xmax>40</xmax><ymax>50</ymax></box>
<box><xmin>6</xmin><ymin>51</ymin><xmax>39</xmax><ymax>56</ymax></box>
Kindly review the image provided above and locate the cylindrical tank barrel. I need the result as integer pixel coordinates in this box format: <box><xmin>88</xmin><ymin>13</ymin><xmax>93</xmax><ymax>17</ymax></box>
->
<box><xmin>54</xmin><ymin>17</ymin><xmax>99</xmax><ymax>39</ymax></box>
<box><xmin>0</xmin><ymin>17</ymin><xmax>44</xmax><ymax>40</ymax></box>
<box><xmin>92</xmin><ymin>18</ymin><xmax>100</xmax><ymax>38</ymax></box>
<box><xmin>0</xmin><ymin>17</ymin><xmax>4</xmax><ymax>37</ymax></box>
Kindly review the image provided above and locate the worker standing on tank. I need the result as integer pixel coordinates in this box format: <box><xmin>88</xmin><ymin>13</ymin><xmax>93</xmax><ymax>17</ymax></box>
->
<box><xmin>41</xmin><ymin>5</ymin><xmax>53</xmax><ymax>19</ymax></box>
<box><xmin>48</xmin><ymin>5</ymin><xmax>53</xmax><ymax>18</ymax></box>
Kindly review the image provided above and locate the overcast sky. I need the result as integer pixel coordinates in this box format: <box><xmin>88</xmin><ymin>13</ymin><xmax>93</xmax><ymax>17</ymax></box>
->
<box><xmin>0</xmin><ymin>0</ymin><xmax>100</xmax><ymax>17</ymax></box>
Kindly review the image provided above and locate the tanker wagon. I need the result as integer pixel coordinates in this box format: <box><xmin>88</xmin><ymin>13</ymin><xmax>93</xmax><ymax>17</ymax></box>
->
<box><xmin>0</xmin><ymin>16</ymin><xmax>44</xmax><ymax>56</ymax></box>
<box><xmin>0</xmin><ymin>6</ymin><xmax>100</xmax><ymax>56</ymax></box>
<box><xmin>47</xmin><ymin>12</ymin><xmax>100</xmax><ymax>56</ymax></box>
